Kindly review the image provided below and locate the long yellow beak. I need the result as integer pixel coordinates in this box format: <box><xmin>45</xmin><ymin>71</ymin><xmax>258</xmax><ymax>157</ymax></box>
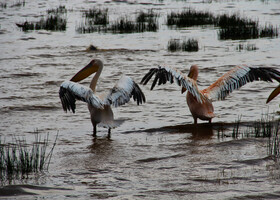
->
<box><xmin>266</xmin><ymin>85</ymin><xmax>280</xmax><ymax>103</ymax></box>
<box><xmin>70</xmin><ymin>59</ymin><xmax>99</xmax><ymax>82</ymax></box>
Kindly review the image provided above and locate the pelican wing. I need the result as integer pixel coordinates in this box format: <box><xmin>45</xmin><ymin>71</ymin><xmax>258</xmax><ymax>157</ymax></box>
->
<box><xmin>59</xmin><ymin>81</ymin><xmax>103</xmax><ymax>113</ymax></box>
<box><xmin>202</xmin><ymin>65</ymin><xmax>280</xmax><ymax>101</ymax></box>
<box><xmin>104</xmin><ymin>75</ymin><xmax>146</xmax><ymax>107</ymax></box>
<box><xmin>141</xmin><ymin>65</ymin><xmax>203</xmax><ymax>103</ymax></box>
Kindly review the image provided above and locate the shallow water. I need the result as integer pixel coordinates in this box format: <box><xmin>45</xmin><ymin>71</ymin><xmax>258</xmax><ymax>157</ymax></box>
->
<box><xmin>1</xmin><ymin>0</ymin><xmax>280</xmax><ymax>199</ymax></box>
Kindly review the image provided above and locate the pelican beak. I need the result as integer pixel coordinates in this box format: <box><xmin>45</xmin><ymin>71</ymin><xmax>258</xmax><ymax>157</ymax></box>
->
<box><xmin>70</xmin><ymin>59</ymin><xmax>99</xmax><ymax>82</ymax></box>
<box><xmin>181</xmin><ymin>87</ymin><xmax>187</xmax><ymax>94</ymax></box>
<box><xmin>188</xmin><ymin>70</ymin><xmax>194</xmax><ymax>79</ymax></box>
<box><xmin>266</xmin><ymin>85</ymin><xmax>280</xmax><ymax>103</ymax></box>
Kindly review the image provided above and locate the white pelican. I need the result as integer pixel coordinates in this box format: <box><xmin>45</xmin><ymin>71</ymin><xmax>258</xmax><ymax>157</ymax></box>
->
<box><xmin>59</xmin><ymin>59</ymin><xmax>146</xmax><ymax>138</ymax></box>
<box><xmin>141</xmin><ymin>64</ymin><xmax>280</xmax><ymax>124</ymax></box>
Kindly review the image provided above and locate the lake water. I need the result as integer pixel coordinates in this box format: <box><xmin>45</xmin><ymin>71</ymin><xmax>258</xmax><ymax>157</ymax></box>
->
<box><xmin>1</xmin><ymin>0</ymin><xmax>280</xmax><ymax>199</ymax></box>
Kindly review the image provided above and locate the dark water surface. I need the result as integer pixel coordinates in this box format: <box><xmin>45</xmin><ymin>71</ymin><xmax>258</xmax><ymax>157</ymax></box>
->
<box><xmin>1</xmin><ymin>0</ymin><xmax>280</xmax><ymax>199</ymax></box>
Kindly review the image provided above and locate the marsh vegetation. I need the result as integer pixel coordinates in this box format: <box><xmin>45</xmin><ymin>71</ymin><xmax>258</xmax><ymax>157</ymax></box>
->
<box><xmin>167</xmin><ymin>38</ymin><xmax>199</xmax><ymax>52</ymax></box>
<box><xmin>16</xmin><ymin>5</ymin><xmax>67</xmax><ymax>31</ymax></box>
<box><xmin>0</xmin><ymin>132</ymin><xmax>58</xmax><ymax>183</ymax></box>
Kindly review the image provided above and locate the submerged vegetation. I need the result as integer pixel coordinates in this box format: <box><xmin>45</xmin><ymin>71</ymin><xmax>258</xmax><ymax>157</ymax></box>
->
<box><xmin>167</xmin><ymin>8</ymin><xmax>278</xmax><ymax>40</ymax></box>
<box><xmin>16</xmin><ymin>5</ymin><xmax>67</xmax><ymax>31</ymax></box>
<box><xmin>167</xmin><ymin>8</ymin><xmax>215</xmax><ymax>27</ymax></box>
<box><xmin>0</xmin><ymin>132</ymin><xmax>58</xmax><ymax>182</ymax></box>
<box><xmin>218</xmin><ymin>115</ymin><xmax>280</xmax><ymax>159</ymax></box>
<box><xmin>168</xmin><ymin>38</ymin><xmax>199</xmax><ymax>52</ymax></box>
<box><xmin>236</xmin><ymin>43</ymin><xmax>257</xmax><ymax>51</ymax></box>
<box><xmin>76</xmin><ymin>9</ymin><xmax>159</xmax><ymax>34</ymax></box>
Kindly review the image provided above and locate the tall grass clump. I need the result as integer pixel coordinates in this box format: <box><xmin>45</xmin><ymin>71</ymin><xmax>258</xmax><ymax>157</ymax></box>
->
<box><xmin>217</xmin><ymin>13</ymin><xmax>278</xmax><ymax>40</ymax></box>
<box><xmin>168</xmin><ymin>38</ymin><xmax>199</xmax><ymax>52</ymax></box>
<box><xmin>76</xmin><ymin>9</ymin><xmax>159</xmax><ymax>34</ymax></box>
<box><xmin>268</xmin><ymin>122</ymin><xmax>280</xmax><ymax>159</ymax></box>
<box><xmin>109</xmin><ymin>10</ymin><xmax>159</xmax><ymax>33</ymax></box>
<box><xmin>230</xmin><ymin>114</ymin><xmax>279</xmax><ymax>139</ymax></box>
<box><xmin>0</xmin><ymin>2</ymin><xmax>7</xmax><ymax>8</ymax></box>
<box><xmin>76</xmin><ymin>7</ymin><xmax>108</xmax><ymax>33</ymax></box>
<box><xmin>236</xmin><ymin>43</ymin><xmax>257</xmax><ymax>51</ymax></box>
<box><xmin>0</xmin><ymin>132</ymin><xmax>58</xmax><ymax>180</ymax></box>
<box><xmin>84</xmin><ymin>7</ymin><xmax>109</xmax><ymax>25</ymax></box>
<box><xmin>17</xmin><ymin>6</ymin><xmax>67</xmax><ymax>31</ymax></box>
<box><xmin>10</xmin><ymin>0</ymin><xmax>25</xmax><ymax>8</ymax></box>
<box><xmin>167</xmin><ymin>8</ymin><xmax>215</xmax><ymax>28</ymax></box>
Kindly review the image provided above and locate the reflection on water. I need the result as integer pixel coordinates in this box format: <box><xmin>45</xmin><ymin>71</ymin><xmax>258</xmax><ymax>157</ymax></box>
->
<box><xmin>1</xmin><ymin>0</ymin><xmax>280</xmax><ymax>199</ymax></box>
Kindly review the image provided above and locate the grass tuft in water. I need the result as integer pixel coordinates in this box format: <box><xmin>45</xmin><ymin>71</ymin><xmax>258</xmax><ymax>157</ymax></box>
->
<box><xmin>76</xmin><ymin>9</ymin><xmax>159</xmax><ymax>34</ymax></box>
<box><xmin>236</xmin><ymin>43</ymin><xmax>257</xmax><ymax>51</ymax></box>
<box><xmin>268</xmin><ymin>121</ymin><xmax>280</xmax><ymax>159</ymax></box>
<box><xmin>168</xmin><ymin>38</ymin><xmax>199</xmax><ymax>52</ymax></box>
<box><xmin>0</xmin><ymin>2</ymin><xmax>7</xmax><ymax>8</ymax></box>
<box><xmin>16</xmin><ymin>6</ymin><xmax>67</xmax><ymax>31</ymax></box>
<box><xmin>217</xmin><ymin>13</ymin><xmax>278</xmax><ymax>40</ymax></box>
<box><xmin>10</xmin><ymin>0</ymin><xmax>25</xmax><ymax>8</ymax></box>
<box><xmin>167</xmin><ymin>8</ymin><xmax>215</xmax><ymax>27</ymax></box>
<box><xmin>166</xmin><ymin>8</ymin><xmax>278</xmax><ymax>40</ymax></box>
<box><xmin>0</xmin><ymin>132</ymin><xmax>58</xmax><ymax>180</ymax></box>
<box><xmin>47</xmin><ymin>5</ymin><xmax>67</xmax><ymax>15</ymax></box>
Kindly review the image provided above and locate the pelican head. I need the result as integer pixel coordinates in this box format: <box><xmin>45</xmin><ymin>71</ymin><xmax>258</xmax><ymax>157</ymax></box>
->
<box><xmin>188</xmin><ymin>65</ymin><xmax>199</xmax><ymax>81</ymax></box>
<box><xmin>70</xmin><ymin>59</ymin><xmax>103</xmax><ymax>82</ymax></box>
<box><xmin>181</xmin><ymin>65</ymin><xmax>199</xmax><ymax>94</ymax></box>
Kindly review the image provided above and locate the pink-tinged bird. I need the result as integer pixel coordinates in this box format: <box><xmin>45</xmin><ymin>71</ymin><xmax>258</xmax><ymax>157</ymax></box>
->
<box><xmin>141</xmin><ymin>64</ymin><xmax>280</xmax><ymax>124</ymax></box>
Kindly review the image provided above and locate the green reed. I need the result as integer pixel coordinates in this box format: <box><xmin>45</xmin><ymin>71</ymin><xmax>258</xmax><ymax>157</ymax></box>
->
<box><xmin>76</xmin><ymin>9</ymin><xmax>159</xmax><ymax>34</ymax></box>
<box><xmin>17</xmin><ymin>6</ymin><xmax>67</xmax><ymax>31</ymax></box>
<box><xmin>10</xmin><ymin>0</ymin><xmax>25</xmax><ymax>8</ymax></box>
<box><xmin>236</xmin><ymin>43</ymin><xmax>257</xmax><ymax>51</ymax></box>
<box><xmin>166</xmin><ymin>8</ymin><xmax>278</xmax><ymax>40</ymax></box>
<box><xmin>0</xmin><ymin>2</ymin><xmax>7</xmax><ymax>8</ymax></box>
<box><xmin>168</xmin><ymin>38</ymin><xmax>199</xmax><ymax>52</ymax></box>
<box><xmin>167</xmin><ymin>8</ymin><xmax>215</xmax><ymax>27</ymax></box>
<box><xmin>268</xmin><ymin>122</ymin><xmax>280</xmax><ymax>159</ymax></box>
<box><xmin>0</xmin><ymin>132</ymin><xmax>58</xmax><ymax>180</ymax></box>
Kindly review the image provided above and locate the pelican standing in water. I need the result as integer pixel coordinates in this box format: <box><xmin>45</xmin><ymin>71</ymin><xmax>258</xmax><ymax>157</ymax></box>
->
<box><xmin>59</xmin><ymin>59</ymin><xmax>146</xmax><ymax>138</ymax></box>
<box><xmin>141</xmin><ymin>64</ymin><xmax>280</xmax><ymax>124</ymax></box>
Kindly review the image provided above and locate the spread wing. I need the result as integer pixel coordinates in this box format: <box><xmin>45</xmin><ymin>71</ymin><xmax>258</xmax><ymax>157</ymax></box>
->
<box><xmin>141</xmin><ymin>65</ymin><xmax>203</xmax><ymax>103</ymax></box>
<box><xmin>59</xmin><ymin>81</ymin><xmax>104</xmax><ymax>113</ymax></box>
<box><xmin>104</xmin><ymin>75</ymin><xmax>146</xmax><ymax>107</ymax></box>
<box><xmin>202</xmin><ymin>65</ymin><xmax>280</xmax><ymax>101</ymax></box>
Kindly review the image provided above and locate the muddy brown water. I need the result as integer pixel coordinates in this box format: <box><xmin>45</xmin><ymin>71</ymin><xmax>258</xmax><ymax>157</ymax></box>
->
<box><xmin>1</xmin><ymin>0</ymin><xmax>280</xmax><ymax>199</ymax></box>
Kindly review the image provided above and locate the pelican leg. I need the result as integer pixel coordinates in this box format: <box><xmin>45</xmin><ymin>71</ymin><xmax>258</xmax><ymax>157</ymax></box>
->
<box><xmin>194</xmin><ymin>118</ymin><xmax>197</xmax><ymax>125</ymax></box>
<box><xmin>93</xmin><ymin>124</ymin><xmax>97</xmax><ymax>137</ymax></box>
<box><xmin>209</xmin><ymin>119</ymin><xmax>212</xmax><ymax>124</ymax></box>
<box><xmin>107</xmin><ymin>128</ymin><xmax>111</xmax><ymax>139</ymax></box>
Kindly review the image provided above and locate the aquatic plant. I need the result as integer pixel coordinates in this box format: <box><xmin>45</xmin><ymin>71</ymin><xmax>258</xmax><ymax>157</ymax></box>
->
<box><xmin>10</xmin><ymin>0</ymin><xmax>25</xmax><ymax>8</ymax></box>
<box><xmin>0</xmin><ymin>2</ymin><xmax>7</xmax><ymax>8</ymax></box>
<box><xmin>236</xmin><ymin>43</ymin><xmax>257</xmax><ymax>51</ymax></box>
<box><xmin>267</xmin><ymin>122</ymin><xmax>280</xmax><ymax>159</ymax></box>
<box><xmin>17</xmin><ymin>6</ymin><xmax>67</xmax><ymax>31</ymax></box>
<box><xmin>166</xmin><ymin>8</ymin><xmax>278</xmax><ymax>40</ymax></box>
<box><xmin>76</xmin><ymin>9</ymin><xmax>159</xmax><ymax>34</ymax></box>
<box><xmin>0</xmin><ymin>132</ymin><xmax>58</xmax><ymax>181</ymax></box>
<box><xmin>217</xmin><ymin>14</ymin><xmax>278</xmax><ymax>40</ymax></box>
<box><xmin>167</xmin><ymin>8</ymin><xmax>215</xmax><ymax>27</ymax></box>
<box><xmin>182</xmin><ymin>38</ymin><xmax>199</xmax><ymax>52</ymax></box>
<box><xmin>47</xmin><ymin>5</ymin><xmax>67</xmax><ymax>15</ymax></box>
<box><xmin>168</xmin><ymin>38</ymin><xmax>199</xmax><ymax>52</ymax></box>
<box><xmin>84</xmin><ymin>7</ymin><xmax>109</xmax><ymax>25</ymax></box>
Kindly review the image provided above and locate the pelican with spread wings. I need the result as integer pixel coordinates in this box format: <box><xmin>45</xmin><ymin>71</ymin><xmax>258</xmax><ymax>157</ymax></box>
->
<box><xmin>59</xmin><ymin>59</ymin><xmax>146</xmax><ymax>138</ymax></box>
<box><xmin>141</xmin><ymin>64</ymin><xmax>280</xmax><ymax>124</ymax></box>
